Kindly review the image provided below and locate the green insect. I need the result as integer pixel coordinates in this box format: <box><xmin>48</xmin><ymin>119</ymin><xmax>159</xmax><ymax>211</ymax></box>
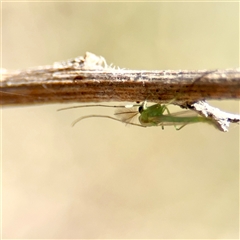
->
<box><xmin>138</xmin><ymin>101</ymin><xmax>215</xmax><ymax>130</ymax></box>
<box><xmin>58</xmin><ymin>101</ymin><xmax>214</xmax><ymax>130</ymax></box>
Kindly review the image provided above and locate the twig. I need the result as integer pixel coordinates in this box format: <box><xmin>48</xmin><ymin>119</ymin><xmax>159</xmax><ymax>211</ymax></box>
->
<box><xmin>1</xmin><ymin>52</ymin><xmax>239</xmax><ymax>131</ymax></box>
<box><xmin>186</xmin><ymin>101</ymin><xmax>240</xmax><ymax>132</ymax></box>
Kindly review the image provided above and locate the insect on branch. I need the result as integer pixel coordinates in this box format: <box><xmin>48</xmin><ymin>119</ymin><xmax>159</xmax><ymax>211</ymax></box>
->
<box><xmin>1</xmin><ymin>52</ymin><xmax>240</xmax><ymax>131</ymax></box>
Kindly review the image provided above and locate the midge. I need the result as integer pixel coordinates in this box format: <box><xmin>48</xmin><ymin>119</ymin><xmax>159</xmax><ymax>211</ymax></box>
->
<box><xmin>58</xmin><ymin>101</ymin><xmax>215</xmax><ymax>130</ymax></box>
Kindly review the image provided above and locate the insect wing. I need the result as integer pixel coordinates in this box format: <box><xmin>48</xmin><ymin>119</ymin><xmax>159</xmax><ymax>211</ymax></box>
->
<box><xmin>147</xmin><ymin>110</ymin><xmax>199</xmax><ymax>127</ymax></box>
<box><xmin>114</xmin><ymin>107</ymin><xmax>139</xmax><ymax>123</ymax></box>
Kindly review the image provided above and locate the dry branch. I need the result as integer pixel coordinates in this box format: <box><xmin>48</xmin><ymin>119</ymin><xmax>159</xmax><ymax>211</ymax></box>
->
<box><xmin>1</xmin><ymin>52</ymin><xmax>240</xmax><ymax>131</ymax></box>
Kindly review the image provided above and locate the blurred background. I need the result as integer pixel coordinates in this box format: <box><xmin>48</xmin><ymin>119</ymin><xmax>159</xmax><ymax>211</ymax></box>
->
<box><xmin>2</xmin><ymin>1</ymin><xmax>239</xmax><ymax>238</ymax></box>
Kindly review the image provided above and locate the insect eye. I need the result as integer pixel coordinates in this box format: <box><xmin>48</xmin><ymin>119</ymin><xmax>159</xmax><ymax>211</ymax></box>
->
<box><xmin>138</xmin><ymin>106</ymin><xmax>143</xmax><ymax>113</ymax></box>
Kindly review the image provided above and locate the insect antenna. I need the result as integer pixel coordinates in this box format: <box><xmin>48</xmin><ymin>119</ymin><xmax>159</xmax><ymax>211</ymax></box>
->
<box><xmin>58</xmin><ymin>104</ymin><xmax>140</xmax><ymax>111</ymax></box>
<box><xmin>71</xmin><ymin>114</ymin><xmax>145</xmax><ymax>127</ymax></box>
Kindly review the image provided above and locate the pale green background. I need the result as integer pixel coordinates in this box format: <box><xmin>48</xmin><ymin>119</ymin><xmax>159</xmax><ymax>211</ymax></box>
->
<box><xmin>2</xmin><ymin>2</ymin><xmax>239</xmax><ymax>239</ymax></box>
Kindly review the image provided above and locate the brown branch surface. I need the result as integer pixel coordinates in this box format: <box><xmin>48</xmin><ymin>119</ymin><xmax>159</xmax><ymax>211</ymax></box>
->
<box><xmin>1</xmin><ymin>52</ymin><xmax>240</xmax><ymax>106</ymax></box>
<box><xmin>1</xmin><ymin>52</ymin><xmax>240</xmax><ymax>132</ymax></box>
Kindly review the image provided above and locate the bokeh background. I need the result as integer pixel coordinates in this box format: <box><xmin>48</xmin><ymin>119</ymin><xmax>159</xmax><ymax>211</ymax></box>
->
<box><xmin>2</xmin><ymin>1</ymin><xmax>239</xmax><ymax>239</ymax></box>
